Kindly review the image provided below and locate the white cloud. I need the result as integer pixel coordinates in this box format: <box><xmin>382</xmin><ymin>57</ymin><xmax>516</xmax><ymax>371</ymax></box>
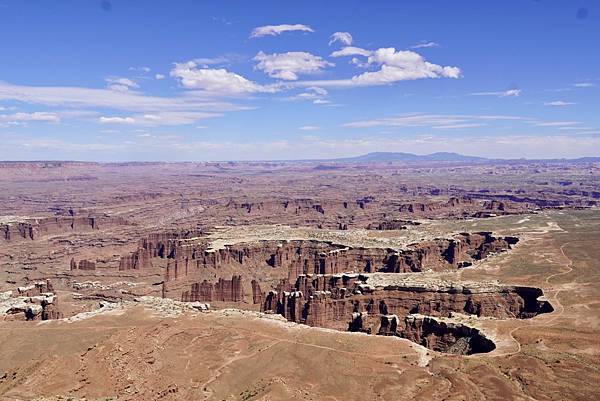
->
<box><xmin>299</xmin><ymin>125</ymin><xmax>320</xmax><ymax>131</ymax></box>
<box><xmin>253</xmin><ymin>51</ymin><xmax>333</xmax><ymax>81</ymax></box>
<box><xmin>293</xmin><ymin>86</ymin><xmax>329</xmax><ymax>104</ymax></box>
<box><xmin>129</xmin><ymin>66</ymin><xmax>151</xmax><ymax>73</ymax></box>
<box><xmin>99</xmin><ymin>116</ymin><xmax>135</xmax><ymax>124</ymax></box>
<box><xmin>191</xmin><ymin>56</ymin><xmax>231</xmax><ymax>66</ymax></box>
<box><xmin>5</xmin><ymin>133</ymin><xmax>599</xmax><ymax>161</ymax></box>
<box><xmin>544</xmin><ymin>101</ymin><xmax>576</xmax><ymax>106</ymax></box>
<box><xmin>155</xmin><ymin>74</ymin><xmax>165</xmax><ymax>80</ymax></box>
<box><xmin>0</xmin><ymin>111</ymin><xmax>60</xmax><ymax>123</ymax></box>
<box><xmin>0</xmin><ymin>81</ymin><xmax>244</xmax><ymax>112</ymax></box>
<box><xmin>306</xmin><ymin>48</ymin><xmax>460</xmax><ymax>88</ymax></box>
<box><xmin>535</xmin><ymin>121</ymin><xmax>579</xmax><ymax>127</ymax></box>
<box><xmin>411</xmin><ymin>41</ymin><xmax>439</xmax><ymax>49</ymax></box>
<box><xmin>470</xmin><ymin>89</ymin><xmax>521</xmax><ymax>97</ymax></box>
<box><xmin>573</xmin><ymin>82</ymin><xmax>596</xmax><ymax>88</ymax></box>
<box><xmin>250</xmin><ymin>24</ymin><xmax>314</xmax><ymax>38</ymax></box>
<box><xmin>0</xmin><ymin>80</ymin><xmax>250</xmax><ymax>130</ymax></box>
<box><xmin>138</xmin><ymin>111</ymin><xmax>219</xmax><ymax>125</ymax></box>
<box><xmin>98</xmin><ymin>111</ymin><xmax>220</xmax><ymax>126</ymax></box>
<box><xmin>329</xmin><ymin>32</ymin><xmax>353</xmax><ymax>46</ymax></box>
<box><xmin>170</xmin><ymin>61</ymin><xmax>278</xmax><ymax>94</ymax></box>
<box><xmin>433</xmin><ymin>123</ymin><xmax>486</xmax><ymax>129</ymax></box>
<box><xmin>558</xmin><ymin>126</ymin><xmax>591</xmax><ymax>131</ymax></box>
<box><xmin>105</xmin><ymin>77</ymin><xmax>139</xmax><ymax>92</ymax></box>
<box><xmin>342</xmin><ymin>113</ymin><xmax>523</xmax><ymax>129</ymax></box>
<box><xmin>330</xmin><ymin>46</ymin><xmax>372</xmax><ymax>58</ymax></box>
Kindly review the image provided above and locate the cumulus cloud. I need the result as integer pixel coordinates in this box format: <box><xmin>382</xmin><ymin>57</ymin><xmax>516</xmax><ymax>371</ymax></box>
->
<box><xmin>411</xmin><ymin>41</ymin><xmax>439</xmax><ymax>49</ymax></box>
<box><xmin>311</xmin><ymin>48</ymin><xmax>460</xmax><ymax>87</ymax></box>
<box><xmin>250</xmin><ymin>24</ymin><xmax>314</xmax><ymax>38</ymax></box>
<box><xmin>544</xmin><ymin>100</ymin><xmax>576</xmax><ymax>106</ymax></box>
<box><xmin>253</xmin><ymin>51</ymin><xmax>333</xmax><ymax>81</ymax></box>
<box><xmin>357</xmin><ymin>48</ymin><xmax>460</xmax><ymax>83</ymax></box>
<box><xmin>170</xmin><ymin>60</ymin><xmax>277</xmax><ymax>94</ymax></box>
<box><xmin>329</xmin><ymin>32</ymin><xmax>353</xmax><ymax>46</ymax></box>
<box><xmin>470</xmin><ymin>89</ymin><xmax>521</xmax><ymax>97</ymax></box>
<box><xmin>330</xmin><ymin>46</ymin><xmax>372</xmax><ymax>58</ymax></box>
<box><xmin>155</xmin><ymin>74</ymin><xmax>165</xmax><ymax>80</ymax></box>
<box><xmin>105</xmin><ymin>77</ymin><xmax>139</xmax><ymax>92</ymax></box>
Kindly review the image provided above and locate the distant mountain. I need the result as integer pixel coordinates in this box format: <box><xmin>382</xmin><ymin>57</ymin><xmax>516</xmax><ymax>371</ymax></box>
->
<box><xmin>334</xmin><ymin>152</ymin><xmax>487</xmax><ymax>163</ymax></box>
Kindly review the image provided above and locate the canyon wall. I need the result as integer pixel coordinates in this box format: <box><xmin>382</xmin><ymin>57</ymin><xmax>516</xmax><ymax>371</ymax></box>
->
<box><xmin>122</xmin><ymin>232</ymin><xmax>518</xmax><ymax>281</ymax></box>
<box><xmin>261</xmin><ymin>273</ymin><xmax>553</xmax><ymax>330</ymax></box>
<box><xmin>1</xmin><ymin>215</ymin><xmax>130</xmax><ymax>242</ymax></box>
<box><xmin>180</xmin><ymin>275</ymin><xmax>244</xmax><ymax>303</ymax></box>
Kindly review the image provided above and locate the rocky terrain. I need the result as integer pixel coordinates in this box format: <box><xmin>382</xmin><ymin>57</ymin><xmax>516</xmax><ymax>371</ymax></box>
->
<box><xmin>0</xmin><ymin>160</ymin><xmax>599</xmax><ymax>400</ymax></box>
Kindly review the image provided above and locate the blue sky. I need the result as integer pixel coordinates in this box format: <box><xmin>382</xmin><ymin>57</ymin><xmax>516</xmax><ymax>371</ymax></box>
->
<box><xmin>0</xmin><ymin>0</ymin><xmax>598</xmax><ymax>161</ymax></box>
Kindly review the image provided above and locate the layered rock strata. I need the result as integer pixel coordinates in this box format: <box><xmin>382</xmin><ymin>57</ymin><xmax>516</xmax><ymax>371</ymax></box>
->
<box><xmin>262</xmin><ymin>274</ymin><xmax>552</xmax><ymax>327</ymax></box>
<box><xmin>123</xmin><ymin>232</ymin><xmax>518</xmax><ymax>280</ymax></box>
<box><xmin>181</xmin><ymin>275</ymin><xmax>244</xmax><ymax>303</ymax></box>
<box><xmin>1</xmin><ymin>215</ymin><xmax>130</xmax><ymax>242</ymax></box>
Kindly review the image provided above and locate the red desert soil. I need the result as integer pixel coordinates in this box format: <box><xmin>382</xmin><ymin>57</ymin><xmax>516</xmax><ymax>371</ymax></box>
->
<box><xmin>0</xmin><ymin>161</ymin><xmax>599</xmax><ymax>400</ymax></box>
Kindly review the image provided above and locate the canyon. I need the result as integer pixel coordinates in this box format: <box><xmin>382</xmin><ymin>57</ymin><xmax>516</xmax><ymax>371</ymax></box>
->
<box><xmin>0</xmin><ymin>160</ymin><xmax>598</xmax><ymax>400</ymax></box>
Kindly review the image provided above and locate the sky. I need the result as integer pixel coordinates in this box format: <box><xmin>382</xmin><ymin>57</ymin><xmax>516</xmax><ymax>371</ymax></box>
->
<box><xmin>0</xmin><ymin>0</ymin><xmax>599</xmax><ymax>161</ymax></box>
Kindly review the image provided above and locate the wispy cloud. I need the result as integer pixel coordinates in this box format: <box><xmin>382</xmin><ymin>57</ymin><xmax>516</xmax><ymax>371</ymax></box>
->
<box><xmin>99</xmin><ymin>116</ymin><xmax>135</xmax><ymax>124</ymax></box>
<box><xmin>330</xmin><ymin>46</ymin><xmax>372</xmax><ymax>58</ymax></box>
<box><xmin>573</xmin><ymin>82</ymin><xmax>596</xmax><ymax>88</ymax></box>
<box><xmin>329</xmin><ymin>32</ymin><xmax>353</xmax><ymax>46</ymax></box>
<box><xmin>0</xmin><ymin>80</ymin><xmax>249</xmax><ymax>127</ymax></box>
<box><xmin>411</xmin><ymin>41</ymin><xmax>439</xmax><ymax>49</ymax></box>
<box><xmin>342</xmin><ymin>113</ymin><xmax>520</xmax><ymax>129</ymax></box>
<box><xmin>0</xmin><ymin>111</ymin><xmax>60</xmax><ymax>125</ymax></box>
<box><xmin>299</xmin><ymin>125</ymin><xmax>320</xmax><ymax>131</ymax></box>
<box><xmin>544</xmin><ymin>100</ymin><xmax>576</xmax><ymax>106</ymax></box>
<box><xmin>129</xmin><ymin>66</ymin><xmax>151</xmax><ymax>73</ymax></box>
<box><xmin>469</xmin><ymin>89</ymin><xmax>521</xmax><ymax>97</ymax></box>
<box><xmin>105</xmin><ymin>77</ymin><xmax>139</xmax><ymax>92</ymax></box>
<box><xmin>535</xmin><ymin>121</ymin><xmax>580</xmax><ymax>127</ymax></box>
<box><xmin>250</xmin><ymin>24</ymin><xmax>313</xmax><ymax>38</ymax></box>
<box><xmin>292</xmin><ymin>86</ymin><xmax>330</xmax><ymax>104</ymax></box>
<box><xmin>5</xmin><ymin>133</ymin><xmax>599</xmax><ymax>161</ymax></box>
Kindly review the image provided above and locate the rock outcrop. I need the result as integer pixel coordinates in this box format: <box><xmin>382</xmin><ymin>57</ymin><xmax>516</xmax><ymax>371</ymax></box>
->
<box><xmin>1</xmin><ymin>280</ymin><xmax>61</xmax><ymax>321</ymax></box>
<box><xmin>262</xmin><ymin>273</ymin><xmax>553</xmax><ymax>328</ymax></box>
<box><xmin>70</xmin><ymin>258</ymin><xmax>96</xmax><ymax>270</ymax></box>
<box><xmin>119</xmin><ymin>249</ymin><xmax>152</xmax><ymax>270</ymax></box>
<box><xmin>398</xmin><ymin>315</ymin><xmax>496</xmax><ymax>354</ymax></box>
<box><xmin>1</xmin><ymin>215</ymin><xmax>130</xmax><ymax>242</ymax></box>
<box><xmin>181</xmin><ymin>275</ymin><xmax>244</xmax><ymax>303</ymax></box>
<box><xmin>141</xmin><ymin>232</ymin><xmax>518</xmax><ymax>282</ymax></box>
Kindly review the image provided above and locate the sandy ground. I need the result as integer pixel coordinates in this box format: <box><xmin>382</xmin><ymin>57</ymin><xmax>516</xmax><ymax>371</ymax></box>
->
<box><xmin>0</xmin><ymin>209</ymin><xmax>598</xmax><ymax>400</ymax></box>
